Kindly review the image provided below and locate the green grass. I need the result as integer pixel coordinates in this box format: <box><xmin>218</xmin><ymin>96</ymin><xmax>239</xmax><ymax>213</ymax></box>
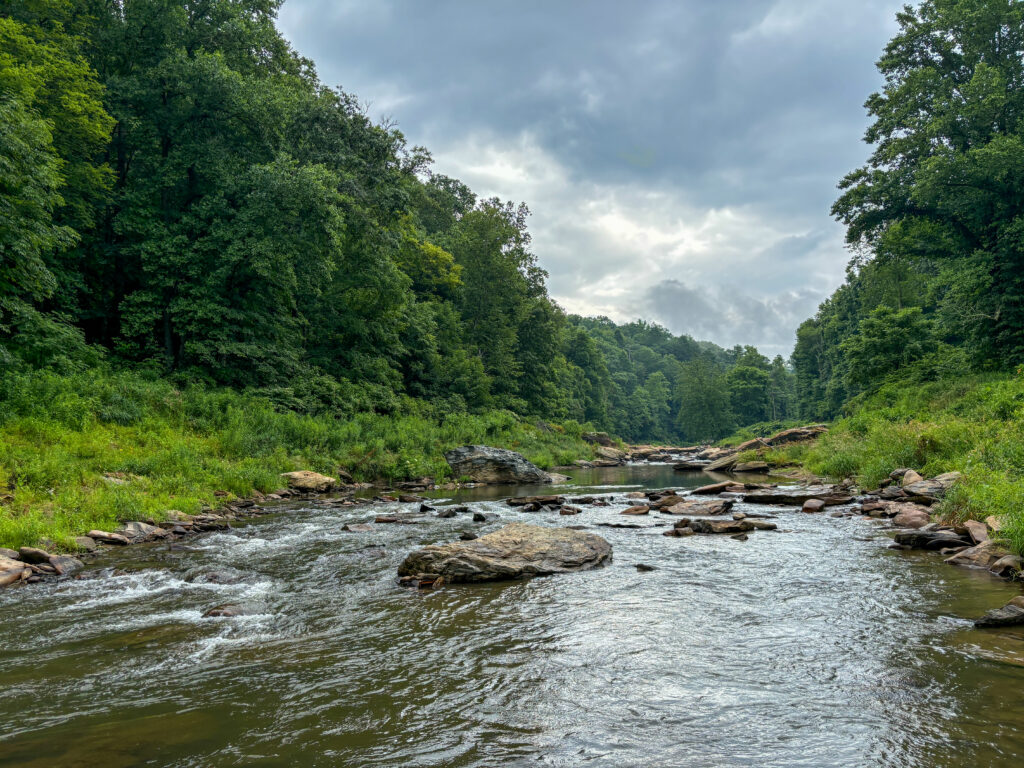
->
<box><xmin>798</xmin><ymin>372</ymin><xmax>1024</xmax><ymax>555</ymax></box>
<box><xmin>0</xmin><ymin>368</ymin><xmax>600</xmax><ymax>551</ymax></box>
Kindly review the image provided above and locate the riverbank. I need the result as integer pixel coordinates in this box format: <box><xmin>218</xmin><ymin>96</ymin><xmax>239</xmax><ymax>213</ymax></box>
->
<box><xmin>737</xmin><ymin>374</ymin><xmax>1024</xmax><ymax>557</ymax></box>
<box><xmin>0</xmin><ymin>368</ymin><xmax>605</xmax><ymax>551</ymax></box>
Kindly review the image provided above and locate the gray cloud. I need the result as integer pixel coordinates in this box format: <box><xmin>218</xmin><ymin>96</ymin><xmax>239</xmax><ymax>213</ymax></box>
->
<box><xmin>278</xmin><ymin>0</ymin><xmax>903</xmax><ymax>355</ymax></box>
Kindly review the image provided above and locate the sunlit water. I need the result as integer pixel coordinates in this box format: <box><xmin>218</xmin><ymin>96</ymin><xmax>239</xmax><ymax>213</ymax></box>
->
<box><xmin>2</xmin><ymin>465</ymin><xmax>1024</xmax><ymax>767</ymax></box>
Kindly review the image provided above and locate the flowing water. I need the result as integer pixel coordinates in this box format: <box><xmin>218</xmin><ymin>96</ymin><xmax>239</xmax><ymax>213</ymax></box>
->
<box><xmin>2</xmin><ymin>465</ymin><xmax>1024</xmax><ymax>768</ymax></box>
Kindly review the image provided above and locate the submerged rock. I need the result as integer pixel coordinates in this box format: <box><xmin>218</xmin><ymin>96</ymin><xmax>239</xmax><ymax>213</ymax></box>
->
<box><xmin>445</xmin><ymin>446</ymin><xmax>552</xmax><ymax>485</ymax></box>
<box><xmin>397</xmin><ymin>522</ymin><xmax>612</xmax><ymax>583</ymax></box>
<box><xmin>944</xmin><ymin>539</ymin><xmax>1009</xmax><ymax>569</ymax></box>
<box><xmin>974</xmin><ymin>596</ymin><xmax>1024</xmax><ymax>628</ymax></box>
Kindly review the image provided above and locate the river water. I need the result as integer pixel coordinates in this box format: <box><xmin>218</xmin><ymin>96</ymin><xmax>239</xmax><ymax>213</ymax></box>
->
<box><xmin>2</xmin><ymin>465</ymin><xmax>1024</xmax><ymax>767</ymax></box>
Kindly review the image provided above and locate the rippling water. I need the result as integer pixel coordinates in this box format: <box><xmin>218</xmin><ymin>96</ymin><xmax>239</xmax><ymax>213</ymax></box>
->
<box><xmin>2</xmin><ymin>465</ymin><xmax>1024</xmax><ymax>767</ymax></box>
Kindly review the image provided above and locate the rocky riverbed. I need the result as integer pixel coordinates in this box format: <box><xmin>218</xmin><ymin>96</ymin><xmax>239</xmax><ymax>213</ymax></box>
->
<box><xmin>2</xmin><ymin>462</ymin><xmax>1024</xmax><ymax>767</ymax></box>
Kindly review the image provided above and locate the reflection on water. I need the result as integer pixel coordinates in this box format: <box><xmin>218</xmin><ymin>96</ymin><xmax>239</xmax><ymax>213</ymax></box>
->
<box><xmin>1</xmin><ymin>465</ymin><xmax>1023</xmax><ymax>767</ymax></box>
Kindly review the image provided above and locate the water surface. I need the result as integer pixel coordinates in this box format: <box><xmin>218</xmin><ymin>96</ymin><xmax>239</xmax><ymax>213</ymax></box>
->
<box><xmin>2</xmin><ymin>465</ymin><xmax>1023</xmax><ymax>767</ymax></box>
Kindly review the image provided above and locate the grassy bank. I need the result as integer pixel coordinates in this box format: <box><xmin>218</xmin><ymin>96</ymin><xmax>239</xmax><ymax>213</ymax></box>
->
<box><xmin>782</xmin><ymin>373</ymin><xmax>1024</xmax><ymax>555</ymax></box>
<box><xmin>0</xmin><ymin>368</ymin><xmax>601</xmax><ymax>551</ymax></box>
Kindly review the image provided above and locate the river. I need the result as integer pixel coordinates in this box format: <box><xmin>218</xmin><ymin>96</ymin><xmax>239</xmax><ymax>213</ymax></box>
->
<box><xmin>2</xmin><ymin>465</ymin><xmax>1023</xmax><ymax>767</ymax></box>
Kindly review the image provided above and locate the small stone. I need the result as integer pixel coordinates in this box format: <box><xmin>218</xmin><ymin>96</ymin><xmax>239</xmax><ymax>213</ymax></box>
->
<box><xmin>802</xmin><ymin>499</ymin><xmax>825</xmax><ymax>513</ymax></box>
<box><xmin>559</xmin><ymin>506</ymin><xmax>582</xmax><ymax>516</ymax></box>
<box><xmin>419</xmin><ymin>503</ymin><xmax>435</xmax><ymax>513</ymax></box>
<box><xmin>901</xmin><ymin>470</ymin><xmax>925</xmax><ymax>486</ymax></box>
<box><xmin>730</xmin><ymin>533</ymin><xmax>749</xmax><ymax>541</ymax></box>
<box><xmin>975</xmin><ymin>597</ymin><xmax>1024</xmax><ymax>628</ymax></box>
<box><xmin>472</xmin><ymin>512</ymin><xmax>487</xmax><ymax>522</ymax></box>
<box><xmin>635</xmin><ymin>564</ymin><xmax>657</xmax><ymax>572</ymax></box>
<box><xmin>991</xmin><ymin>555</ymin><xmax>1023</xmax><ymax>577</ymax></box>
<box><xmin>375</xmin><ymin>516</ymin><xmax>400</xmax><ymax>524</ymax></box>
<box><xmin>436</xmin><ymin>509</ymin><xmax>458</xmax><ymax>519</ymax></box>
<box><xmin>342</xmin><ymin>523</ymin><xmax>374</xmax><ymax>532</ymax></box>
<box><xmin>664</xmin><ymin>527</ymin><xmax>695</xmax><ymax>537</ymax></box>
<box><xmin>459</xmin><ymin>532</ymin><xmax>478</xmax><ymax>541</ymax></box>
<box><xmin>0</xmin><ymin>547</ymin><xmax>18</xmax><ymax>560</ymax></box>
<box><xmin>203</xmin><ymin>604</ymin><xmax>254</xmax><ymax>618</ymax></box>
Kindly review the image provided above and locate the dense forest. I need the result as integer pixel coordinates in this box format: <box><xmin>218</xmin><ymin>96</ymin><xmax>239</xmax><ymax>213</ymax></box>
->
<box><xmin>791</xmin><ymin>0</ymin><xmax>1024</xmax><ymax>418</ymax></box>
<box><xmin>0</xmin><ymin>0</ymin><xmax>796</xmax><ymax>446</ymax></box>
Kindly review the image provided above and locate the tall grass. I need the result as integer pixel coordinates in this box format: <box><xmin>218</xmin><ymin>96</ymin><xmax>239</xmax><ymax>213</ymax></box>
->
<box><xmin>800</xmin><ymin>373</ymin><xmax>1024</xmax><ymax>555</ymax></box>
<box><xmin>0</xmin><ymin>368</ymin><xmax>599</xmax><ymax>550</ymax></box>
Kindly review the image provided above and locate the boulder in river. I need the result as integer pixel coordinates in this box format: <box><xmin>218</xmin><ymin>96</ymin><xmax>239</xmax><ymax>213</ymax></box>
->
<box><xmin>281</xmin><ymin>470</ymin><xmax>337</xmax><ymax>493</ymax></box>
<box><xmin>620</xmin><ymin>505</ymin><xmax>650</xmax><ymax>516</ymax></box>
<box><xmin>444</xmin><ymin>446</ymin><xmax>552</xmax><ymax>485</ymax></box>
<box><xmin>894</xmin><ymin>529</ymin><xmax>968</xmax><ymax>550</ymax></box>
<box><xmin>743</xmin><ymin>486</ymin><xmax>853</xmax><ymax>506</ymax></box>
<box><xmin>663</xmin><ymin>499</ymin><xmax>733</xmax><ymax>516</ymax></box>
<box><xmin>397</xmin><ymin>522</ymin><xmax>612</xmax><ymax>583</ymax></box>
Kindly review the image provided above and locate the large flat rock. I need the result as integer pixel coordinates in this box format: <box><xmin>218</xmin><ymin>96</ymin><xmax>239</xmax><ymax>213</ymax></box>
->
<box><xmin>444</xmin><ymin>445</ymin><xmax>552</xmax><ymax>485</ymax></box>
<box><xmin>397</xmin><ymin>523</ymin><xmax>611</xmax><ymax>583</ymax></box>
<box><xmin>742</xmin><ymin>486</ymin><xmax>853</xmax><ymax>506</ymax></box>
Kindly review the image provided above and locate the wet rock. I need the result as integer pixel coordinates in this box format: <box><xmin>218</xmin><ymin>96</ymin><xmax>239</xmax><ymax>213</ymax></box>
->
<box><xmin>459</xmin><ymin>532</ymin><xmax>478</xmax><ymax>541</ymax></box>
<box><xmin>87</xmin><ymin>530</ymin><xmax>130</xmax><ymax>546</ymax></box>
<box><xmin>731</xmin><ymin>533</ymin><xmax>749</xmax><ymax>541</ymax></box>
<box><xmin>375</xmin><ymin>516</ymin><xmax>400</xmax><ymax>524</ymax></box>
<box><xmin>570</xmin><ymin>496</ymin><xmax>596</xmax><ymax>504</ymax></box>
<box><xmin>548</xmin><ymin>473</ymin><xmax>571</xmax><ymax>484</ymax></box>
<box><xmin>944</xmin><ymin>539</ymin><xmax>1009</xmax><ymax>569</ymax></box>
<box><xmin>436</xmin><ymin>509</ymin><xmax>458</xmax><ymax>519</ymax></box>
<box><xmin>626</xmin><ymin>491</ymin><xmax>647</xmax><ymax>499</ymax></box>
<box><xmin>508</xmin><ymin>495</ymin><xmax>564</xmax><ymax>507</ymax></box>
<box><xmin>398</xmin><ymin>495</ymin><xmax>422</xmax><ymax>504</ymax></box>
<box><xmin>663</xmin><ymin>499</ymin><xmax>733</xmax><ymax>516</ymax></box>
<box><xmin>663</xmin><ymin>527</ymin><xmax>695</xmax><ymax>537</ymax></box>
<box><xmin>974</xmin><ymin>596</ymin><xmax>1024</xmax><ymax>628</ymax></box>
<box><xmin>894</xmin><ymin>530</ymin><xmax>968</xmax><ymax>550</ymax></box>
<box><xmin>635</xmin><ymin>563</ymin><xmax>657</xmax><ymax>572</ymax></box>
<box><xmin>419</xmin><ymin>503</ymin><xmax>435</xmax><ymax>513</ymax></box>
<box><xmin>747</xmin><ymin>520</ymin><xmax>778</xmax><ymax>531</ymax></box>
<box><xmin>342</xmin><ymin>523</ymin><xmax>374</xmax><ymax>532</ymax></box>
<box><xmin>892</xmin><ymin>504</ymin><xmax>931</xmax><ymax>529</ymax></box>
<box><xmin>802</xmin><ymin>499</ymin><xmax>825</xmax><ymax>513</ymax></box>
<box><xmin>743</xmin><ymin>487</ymin><xmax>854</xmax><ymax>507</ymax></box>
<box><xmin>690</xmin><ymin>482</ymin><xmax>735</xmax><ymax>496</ymax></box>
<box><xmin>444</xmin><ymin>446</ymin><xmax>553</xmax><ymax>485</ymax></box>
<box><xmin>733</xmin><ymin>461</ymin><xmax>769</xmax><ymax>473</ymax></box>
<box><xmin>397</xmin><ymin>523</ymin><xmax>612</xmax><ymax>583</ymax></box>
<box><xmin>690</xmin><ymin>519</ymin><xmax>756</xmax><ymax>535</ymax></box>
<box><xmin>280</xmin><ymin>470</ymin><xmax>337</xmax><ymax>493</ymax></box>
<box><xmin>203</xmin><ymin>604</ymin><xmax>255</xmax><ymax>618</ymax></box>
<box><xmin>621</xmin><ymin>505</ymin><xmax>650</xmax><ymax>516</ymax></box>
<box><xmin>48</xmin><ymin>555</ymin><xmax>84</xmax><ymax>576</ymax></box>
<box><xmin>673</xmin><ymin>461</ymin><xmax>707</xmax><ymax>471</ymax></box>
<box><xmin>992</xmin><ymin>555</ymin><xmax>1024</xmax><ymax>577</ymax></box>
<box><xmin>963</xmin><ymin>519</ymin><xmax>989</xmax><ymax>545</ymax></box>
<box><xmin>0</xmin><ymin>555</ymin><xmax>30</xmax><ymax>586</ymax></box>
<box><xmin>17</xmin><ymin>547</ymin><xmax>51</xmax><ymax>564</ymax></box>
<box><xmin>559</xmin><ymin>505</ymin><xmax>582</xmax><ymax>516</ymax></box>
<box><xmin>472</xmin><ymin>512</ymin><xmax>488</xmax><ymax>522</ymax></box>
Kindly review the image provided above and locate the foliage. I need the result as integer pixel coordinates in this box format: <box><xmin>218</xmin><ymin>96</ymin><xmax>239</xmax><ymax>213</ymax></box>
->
<box><xmin>0</xmin><ymin>367</ymin><xmax>600</xmax><ymax>550</ymax></box>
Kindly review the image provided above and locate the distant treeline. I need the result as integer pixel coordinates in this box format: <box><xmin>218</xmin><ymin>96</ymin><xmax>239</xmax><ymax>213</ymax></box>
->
<box><xmin>0</xmin><ymin>0</ymin><xmax>795</xmax><ymax>444</ymax></box>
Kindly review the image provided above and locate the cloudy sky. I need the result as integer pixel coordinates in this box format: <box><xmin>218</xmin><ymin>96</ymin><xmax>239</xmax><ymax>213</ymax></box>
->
<box><xmin>278</xmin><ymin>0</ymin><xmax>902</xmax><ymax>357</ymax></box>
